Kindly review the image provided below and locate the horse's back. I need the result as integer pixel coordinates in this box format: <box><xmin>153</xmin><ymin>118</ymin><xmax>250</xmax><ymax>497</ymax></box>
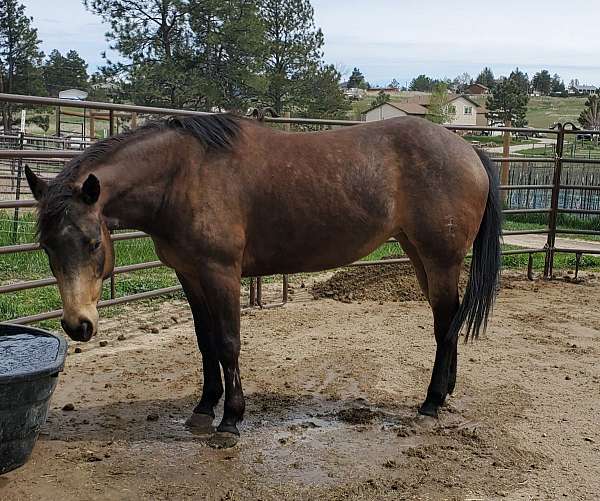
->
<box><xmin>236</xmin><ymin>117</ymin><xmax>489</xmax><ymax>274</ymax></box>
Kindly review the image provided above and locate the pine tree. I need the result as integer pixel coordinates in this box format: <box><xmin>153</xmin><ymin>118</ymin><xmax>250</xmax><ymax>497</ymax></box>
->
<box><xmin>43</xmin><ymin>49</ymin><xmax>89</xmax><ymax>96</ymax></box>
<box><xmin>347</xmin><ymin>67</ymin><xmax>367</xmax><ymax>89</ymax></box>
<box><xmin>579</xmin><ymin>95</ymin><xmax>600</xmax><ymax>132</ymax></box>
<box><xmin>0</xmin><ymin>0</ymin><xmax>44</xmax><ymax>130</ymax></box>
<box><xmin>84</xmin><ymin>0</ymin><xmax>192</xmax><ymax>107</ymax></box>
<box><xmin>476</xmin><ymin>67</ymin><xmax>495</xmax><ymax>89</ymax></box>
<box><xmin>509</xmin><ymin>67</ymin><xmax>529</xmax><ymax>95</ymax></box>
<box><xmin>260</xmin><ymin>0</ymin><xmax>324</xmax><ymax>113</ymax></box>
<box><xmin>409</xmin><ymin>74</ymin><xmax>435</xmax><ymax>92</ymax></box>
<box><xmin>551</xmin><ymin>74</ymin><xmax>565</xmax><ymax>95</ymax></box>
<box><xmin>371</xmin><ymin>89</ymin><xmax>390</xmax><ymax>108</ymax></box>
<box><xmin>486</xmin><ymin>77</ymin><xmax>529</xmax><ymax>127</ymax></box>
<box><xmin>300</xmin><ymin>63</ymin><xmax>350</xmax><ymax>119</ymax></box>
<box><xmin>85</xmin><ymin>0</ymin><xmax>265</xmax><ymax>110</ymax></box>
<box><xmin>532</xmin><ymin>70</ymin><xmax>552</xmax><ymax>95</ymax></box>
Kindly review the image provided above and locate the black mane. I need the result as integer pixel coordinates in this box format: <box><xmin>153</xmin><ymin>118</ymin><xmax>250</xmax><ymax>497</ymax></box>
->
<box><xmin>37</xmin><ymin>114</ymin><xmax>242</xmax><ymax>237</ymax></box>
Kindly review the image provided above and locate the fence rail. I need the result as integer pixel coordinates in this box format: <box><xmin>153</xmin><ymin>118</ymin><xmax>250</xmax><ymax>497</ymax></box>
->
<box><xmin>2</xmin><ymin>93</ymin><xmax>600</xmax><ymax>325</ymax></box>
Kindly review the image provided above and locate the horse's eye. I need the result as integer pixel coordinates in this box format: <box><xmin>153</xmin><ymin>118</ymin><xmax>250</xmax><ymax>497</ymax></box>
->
<box><xmin>89</xmin><ymin>241</ymin><xmax>101</xmax><ymax>253</ymax></box>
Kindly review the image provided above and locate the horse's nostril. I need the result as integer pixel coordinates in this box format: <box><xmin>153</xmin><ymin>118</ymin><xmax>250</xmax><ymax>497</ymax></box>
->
<box><xmin>80</xmin><ymin>320</ymin><xmax>94</xmax><ymax>341</ymax></box>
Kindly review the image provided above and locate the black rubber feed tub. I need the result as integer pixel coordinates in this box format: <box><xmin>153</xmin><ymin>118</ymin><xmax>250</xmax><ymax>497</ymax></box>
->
<box><xmin>0</xmin><ymin>324</ymin><xmax>67</xmax><ymax>474</ymax></box>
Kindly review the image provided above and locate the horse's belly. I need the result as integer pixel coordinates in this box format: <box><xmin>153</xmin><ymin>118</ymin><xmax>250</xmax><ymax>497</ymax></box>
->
<box><xmin>241</xmin><ymin>225</ymin><xmax>394</xmax><ymax>277</ymax></box>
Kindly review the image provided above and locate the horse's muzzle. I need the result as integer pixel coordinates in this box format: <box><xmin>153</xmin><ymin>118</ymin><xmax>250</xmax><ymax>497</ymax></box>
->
<box><xmin>61</xmin><ymin>318</ymin><xmax>94</xmax><ymax>342</ymax></box>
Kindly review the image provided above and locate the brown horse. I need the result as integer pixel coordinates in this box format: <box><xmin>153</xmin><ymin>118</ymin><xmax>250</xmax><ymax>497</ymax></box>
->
<box><xmin>25</xmin><ymin>114</ymin><xmax>501</xmax><ymax>448</ymax></box>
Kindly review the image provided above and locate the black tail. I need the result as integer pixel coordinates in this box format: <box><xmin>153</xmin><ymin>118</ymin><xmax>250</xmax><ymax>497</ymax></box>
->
<box><xmin>447</xmin><ymin>148</ymin><xmax>502</xmax><ymax>342</ymax></box>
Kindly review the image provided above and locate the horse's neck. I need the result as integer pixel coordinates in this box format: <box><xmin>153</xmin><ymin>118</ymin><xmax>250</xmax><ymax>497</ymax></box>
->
<box><xmin>95</xmin><ymin>139</ymin><xmax>181</xmax><ymax>235</ymax></box>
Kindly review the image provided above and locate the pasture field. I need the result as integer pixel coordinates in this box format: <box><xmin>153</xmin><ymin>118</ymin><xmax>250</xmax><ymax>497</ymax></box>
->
<box><xmin>526</xmin><ymin>96</ymin><xmax>588</xmax><ymax>129</ymax></box>
<box><xmin>1</xmin><ymin>269</ymin><xmax>598</xmax><ymax>500</ymax></box>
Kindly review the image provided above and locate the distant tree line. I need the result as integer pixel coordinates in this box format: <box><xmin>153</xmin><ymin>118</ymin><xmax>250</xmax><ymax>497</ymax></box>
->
<box><xmin>351</xmin><ymin>65</ymin><xmax>581</xmax><ymax>99</ymax></box>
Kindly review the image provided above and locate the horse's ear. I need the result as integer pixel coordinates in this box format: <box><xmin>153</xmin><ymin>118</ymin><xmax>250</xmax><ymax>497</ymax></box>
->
<box><xmin>24</xmin><ymin>165</ymin><xmax>48</xmax><ymax>201</ymax></box>
<box><xmin>80</xmin><ymin>174</ymin><xmax>101</xmax><ymax>205</ymax></box>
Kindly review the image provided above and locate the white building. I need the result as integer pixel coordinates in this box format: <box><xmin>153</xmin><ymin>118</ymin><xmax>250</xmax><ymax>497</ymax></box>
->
<box><xmin>362</xmin><ymin>102</ymin><xmax>428</xmax><ymax>122</ymax></box>
<box><xmin>569</xmin><ymin>84</ymin><xmax>597</xmax><ymax>95</ymax></box>
<box><xmin>363</xmin><ymin>94</ymin><xmax>486</xmax><ymax>127</ymax></box>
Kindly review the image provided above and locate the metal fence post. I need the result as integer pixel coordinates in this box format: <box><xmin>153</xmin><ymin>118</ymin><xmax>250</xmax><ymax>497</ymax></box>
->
<box><xmin>249</xmin><ymin>277</ymin><xmax>257</xmax><ymax>306</ymax></box>
<box><xmin>11</xmin><ymin>132</ymin><xmax>25</xmax><ymax>244</ymax></box>
<box><xmin>256</xmin><ymin>277</ymin><xmax>263</xmax><ymax>307</ymax></box>
<box><xmin>544</xmin><ymin>123</ymin><xmax>565</xmax><ymax>278</ymax></box>
<box><xmin>501</xmin><ymin>119</ymin><xmax>511</xmax><ymax>204</ymax></box>
<box><xmin>55</xmin><ymin>106</ymin><xmax>61</xmax><ymax>137</ymax></box>
<box><xmin>109</xmin><ymin>110</ymin><xmax>115</xmax><ymax>136</ymax></box>
<box><xmin>107</xmin><ymin>109</ymin><xmax>117</xmax><ymax>297</ymax></box>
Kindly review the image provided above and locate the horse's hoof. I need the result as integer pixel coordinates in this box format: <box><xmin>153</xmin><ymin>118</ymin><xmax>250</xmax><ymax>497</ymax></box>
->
<box><xmin>208</xmin><ymin>431</ymin><xmax>239</xmax><ymax>449</ymax></box>
<box><xmin>415</xmin><ymin>413</ymin><xmax>437</xmax><ymax>429</ymax></box>
<box><xmin>418</xmin><ymin>400</ymin><xmax>441</xmax><ymax>418</ymax></box>
<box><xmin>185</xmin><ymin>413</ymin><xmax>215</xmax><ymax>435</ymax></box>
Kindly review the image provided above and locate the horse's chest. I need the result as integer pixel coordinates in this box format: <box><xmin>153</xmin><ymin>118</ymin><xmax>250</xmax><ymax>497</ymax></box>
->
<box><xmin>152</xmin><ymin>239</ymin><xmax>184</xmax><ymax>271</ymax></box>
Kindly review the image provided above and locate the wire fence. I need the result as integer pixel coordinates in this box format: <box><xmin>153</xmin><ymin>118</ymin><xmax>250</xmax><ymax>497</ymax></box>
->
<box><xmin>1</xmin><ymin>93</ymin><xmax>600</xmax><ymax>325</ymax></box>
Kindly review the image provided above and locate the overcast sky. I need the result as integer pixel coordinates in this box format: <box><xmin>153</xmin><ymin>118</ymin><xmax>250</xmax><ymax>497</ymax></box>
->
<box><xmin>22</xmin><ymin>0</ymin><xmax>600</xmax><ymax>85</ymax></box>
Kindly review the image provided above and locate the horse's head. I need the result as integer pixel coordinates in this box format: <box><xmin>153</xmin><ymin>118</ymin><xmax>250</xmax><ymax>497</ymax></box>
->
<box><xmin>25</xmin><ymin>167</ymin><xmax>115</xmax><ymax>342</ymax></box>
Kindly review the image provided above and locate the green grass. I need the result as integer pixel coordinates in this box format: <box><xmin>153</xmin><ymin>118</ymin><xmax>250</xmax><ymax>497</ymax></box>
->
<box><xmin>526</xmin><ymin>96</ymin><xmax>587</xmax><ymax>129</ymax></box>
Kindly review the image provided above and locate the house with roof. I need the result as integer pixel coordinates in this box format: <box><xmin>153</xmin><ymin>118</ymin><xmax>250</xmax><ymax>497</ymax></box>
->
<box><xmin>465</xmin><ymin>83</ymin><xmax>490</xmax><ymax>95</ymax></box>
<box><xmin>363</xmin><ymin>94</ymin><xmax>487</xmax><ymax>127</ymax></box>
<box><xmin>569</xmin><ymin>84</ymin><xmax>597</xmax><ymax>95</ymax></box>
<box><xmin>362</xmin><ymin>101</ymin><xmax>428</xmax><ymax>122</ymax></box>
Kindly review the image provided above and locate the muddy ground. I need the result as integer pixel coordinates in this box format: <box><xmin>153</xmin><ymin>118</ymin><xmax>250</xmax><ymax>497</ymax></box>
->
<box><xmin>1</xmin><ymin>267</ymin><xmax>599</xmax><ymax>500</ymax></box>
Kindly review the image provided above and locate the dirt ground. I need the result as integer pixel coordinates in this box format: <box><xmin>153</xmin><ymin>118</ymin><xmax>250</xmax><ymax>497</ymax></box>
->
<box><xmin>1</xmin><ymin>267</ymin><xmax>599</xmax><ymax>500</ymax></box>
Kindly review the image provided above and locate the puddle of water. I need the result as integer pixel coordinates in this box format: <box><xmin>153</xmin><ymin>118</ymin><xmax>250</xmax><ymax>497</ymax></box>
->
<box><xmin>238</xmin><ymin>397</ymin><xmax>425</xmax><ymax>486</ymax></box>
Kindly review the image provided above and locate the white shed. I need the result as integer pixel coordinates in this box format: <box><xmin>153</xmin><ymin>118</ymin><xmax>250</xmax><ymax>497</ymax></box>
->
<box><xmin>363</xmin><ymin>102</ymin><xmax>428</xmax><ymax>122</ymax></box>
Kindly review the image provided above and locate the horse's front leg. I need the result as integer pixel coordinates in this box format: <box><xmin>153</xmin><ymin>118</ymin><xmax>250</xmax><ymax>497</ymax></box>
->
<box><xmin>177</xmin><ymin>273</ymin><xmax>223</xmax><ymax>433</ymax></box>
<box><xmin>197</xmin><ymin>264</ymin><xmax>245</xmax><ymax>448</ymax></box>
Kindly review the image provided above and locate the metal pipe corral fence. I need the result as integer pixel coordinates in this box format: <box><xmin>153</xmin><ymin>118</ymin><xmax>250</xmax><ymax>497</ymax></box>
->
<box><xmin>1</xmin><ymin>93</ymin><xmax>600</xmax><ymax>325</ymax></box>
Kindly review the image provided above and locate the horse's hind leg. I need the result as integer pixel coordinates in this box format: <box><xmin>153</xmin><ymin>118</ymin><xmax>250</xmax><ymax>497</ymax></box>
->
<box><xmin>419</xmin><ymin>261</ymin><xmax>461</xmax><ymax>417</ymax></box>
<box><xmin>396</xmin><ymin>233</ymin><xmax>429</xmax><ymax>301</ymax></box>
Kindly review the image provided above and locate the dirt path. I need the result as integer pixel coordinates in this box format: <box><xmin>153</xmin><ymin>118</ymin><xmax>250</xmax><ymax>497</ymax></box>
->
<box><xmin>484</xmin><ymin>137</ymin><xmax>556</xmax><ymax>154</ymax></box>
<box><xmin>503</xmin><ymin>233</ymin><xmax>600</xmax><ymax>252</ymax></box>
<box><xmin>1</xmin><ymin>272</ymin><xmax>599</xmax><ymax>500</ymax></box>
